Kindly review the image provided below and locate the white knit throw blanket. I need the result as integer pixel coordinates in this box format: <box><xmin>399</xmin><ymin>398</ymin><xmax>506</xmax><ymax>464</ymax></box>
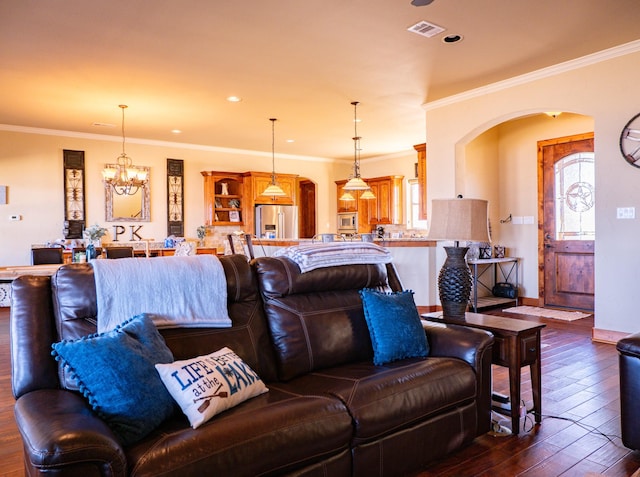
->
<box><xmin>92</xmin><ymin>255</ymin><xmax>231</xmax><ymax>333</ymax></box>
<box><xmin>274</xmin><ymin>242</ymin><xmax>392</xmax><ymax>273</ymax></box>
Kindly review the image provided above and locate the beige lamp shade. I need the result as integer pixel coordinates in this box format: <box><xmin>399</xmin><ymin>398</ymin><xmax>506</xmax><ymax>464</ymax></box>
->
<box><xmin>343</xmin><ymin>176</ymin><xmax>370</xmax><ymax>191</ymax></box>
<box><xmin>427</xmin><ymin>198</ymin><xmax>490</xmax><ymax>243</ymax></box>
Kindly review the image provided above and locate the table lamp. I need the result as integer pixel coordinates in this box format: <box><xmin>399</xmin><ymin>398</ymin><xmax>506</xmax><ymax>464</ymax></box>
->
<box><xmin>427</xmin><ymin>197</ymin><xmax>490</xmax><ymax>320</ymax></box>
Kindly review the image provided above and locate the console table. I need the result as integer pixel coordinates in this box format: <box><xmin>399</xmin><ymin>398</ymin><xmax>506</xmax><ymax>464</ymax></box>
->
<box><xmin>467</xmin><ymin>257</ymin><xmax>519</xmax><ymax>312</ymax></box>
<box><xmin>421</xmin><ymin>311</ymin><xmax>545</xmax><ymax>434</ymax></box>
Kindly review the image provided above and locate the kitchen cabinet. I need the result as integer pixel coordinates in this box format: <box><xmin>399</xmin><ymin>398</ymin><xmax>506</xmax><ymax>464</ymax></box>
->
<box><xmin>335</xmin><ymin>175</ymin><xmax>403</xmax><ymax>230</ymax></box>
<box><xmin>201</xmin><ymin>171</ymin><xmax>244</xmax><ymax>226</ymax></box>
<box><xmin>203</xmin><ymin>170</ymin><xmax>299</xmax><ymax>235</ymax></box>
<box><xmin>366</xmin><ymin>176</ymin><xmax>404</xmax><ymax>225</ymax></box>
<box><xmin>244</xmin><ymin>171</ymin><xmax>297</xmax><ymax>206</ymax></box>
<box><xmin>335</xmin><ymin>181</ymin><xmax>371</xmax><ymax>233</ymax></box>
<box><xmin>414</xmin><ymin>143</ymin><xmax>427</xmax><ymax>220</ymax></box>
<box><xmin>336</xmin><ymin>179</ymin><xmax>358</xmax><ymax>213</ymax></box>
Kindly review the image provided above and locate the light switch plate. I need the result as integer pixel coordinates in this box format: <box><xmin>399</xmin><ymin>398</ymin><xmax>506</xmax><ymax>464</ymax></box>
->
<box><xmin>617</xmin><ymin>207</ymin><xmax>635</xmax><ymax>219</ymax></box>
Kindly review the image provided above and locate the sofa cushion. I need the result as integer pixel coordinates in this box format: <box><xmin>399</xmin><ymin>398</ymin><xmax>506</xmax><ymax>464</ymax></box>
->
<box><xmin>359</xmin><ymin>288</ymin><xmax>429</xmax><ymax>365</ymax></box>
<box><xmin>253</xmin><ymin>257</ymin><xmax>390</xmax><ymax>380</ymax></box>
<box><xmin>51</xmin><ymin>314</ymin><xmax>175</xmax><ymax>445</ymax></box>
<box><xmin>125</xmin><ymin>388</ymin><xmax>353</xmax><ymax>476</ymax></box>
<box><xmin>156</xmin><ymin>347</ymin><xmax>268</xmax><ymax>428</ymax></box>
<box><xmin>270</xmin><ymin>357</ymin><xmax>477</xmax><ymax>446</ymax></box>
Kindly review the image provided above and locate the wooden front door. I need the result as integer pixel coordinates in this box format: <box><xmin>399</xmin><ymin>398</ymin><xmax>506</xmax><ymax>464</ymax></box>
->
<box><xmin>539</xmin><ymin>133</ymin><xmax>595</xmax><ymax>311</ymax></box>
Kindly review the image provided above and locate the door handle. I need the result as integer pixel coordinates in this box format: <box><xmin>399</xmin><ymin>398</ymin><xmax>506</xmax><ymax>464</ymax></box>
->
<box><xmin>545</xmin><ymin>233</ymin><xmax>552</xmax><ymax>240</ymax></box>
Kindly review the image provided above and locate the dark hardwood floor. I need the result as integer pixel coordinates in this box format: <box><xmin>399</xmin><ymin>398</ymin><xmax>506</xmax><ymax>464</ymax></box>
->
<box><xmin>1</xmin><ymin>307</ymin><xmax>639</xmax><ymax>476</ymax></box>
<box><xmin>0</xmin><ymin>308</ymin><xmax>23</xmax><ymax>477</ymax></box>
<box><xmin>416</xmin><ymin>309</ymin><xmax>640</xmax><ymax>477</ymax></box>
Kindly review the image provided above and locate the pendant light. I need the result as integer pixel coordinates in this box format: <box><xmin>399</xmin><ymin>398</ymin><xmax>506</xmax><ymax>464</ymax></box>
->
<box><xmin>339</xmin><ymin>191</ymin><xmax>356</xmax><ymax>201</ymax></box>
<box><xmin>343</xmin><ymin>102</ymin><xmax>374</xmax><ymax>198</ymax></box>
<box><xmin>102</xmin><ymin>105</ymin><xmax>149</xmax><ymax>196</ymax></box>
<box><xmin>261</xmin><ymin>118</ymin><xmax>287</xmax><ymax>197</ymax></box>
<box><xmin>359</xmin><ymin>189</ymin><xmax>376</xmax><ymax>200</ymax></box>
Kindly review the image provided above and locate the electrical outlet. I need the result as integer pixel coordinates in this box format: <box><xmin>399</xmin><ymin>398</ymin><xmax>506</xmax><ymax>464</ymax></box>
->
<box><xmin>523</xmin><ymin>216</ymin><xmax>534</xmax><ymax>224</ymax></box>
<box><xmin>9</xmin><ymin>214</ymin><xmax>21</xmax><ymax>221</ymax></box>
<box><xmin>617</xmin><ymin>207</ymin><xmax>635</xmax><ymax>219</ymax></box>
<box><xmin>512</xmin><ymin>216</ymin><xmax>523</xmax><ymax>225</ymax></box>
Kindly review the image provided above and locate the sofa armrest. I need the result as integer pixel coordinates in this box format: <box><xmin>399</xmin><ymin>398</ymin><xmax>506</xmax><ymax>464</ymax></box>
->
<box><xmin>14</xmin><ymin>389</ymin><xmax>127</xmax><ymax>477</ymax></box>
<box><xmin>617</xmin><ymin>332</ymin><xmax>640</xmax><ymax>358</ymax></box>
<box><xmin>423</xmin><ymin>321</ymin><xmax>494</xmax><ymax>435</ymax></box>
<box><xmin>617</xmin><ymin>332</ymin><xmax>640</xmax><ymax>450</ymax></box>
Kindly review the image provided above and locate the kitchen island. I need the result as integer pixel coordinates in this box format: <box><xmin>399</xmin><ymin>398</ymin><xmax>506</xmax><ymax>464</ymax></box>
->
<box><xmin>251</xmin><ymin>238</ymin><xmax>437</xmax><ymax>307</ymax></box>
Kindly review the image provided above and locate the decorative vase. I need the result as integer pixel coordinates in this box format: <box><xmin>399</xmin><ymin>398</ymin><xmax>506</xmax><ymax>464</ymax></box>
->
<box><xmin>86</xmin><ymin>243</ymin><xmax>97</xmax><ymax>261</ymax></box>
<box><xmin>438</xmin><ymin>246</ymin><xmax>472</xmax><ymax>320</ymax></box>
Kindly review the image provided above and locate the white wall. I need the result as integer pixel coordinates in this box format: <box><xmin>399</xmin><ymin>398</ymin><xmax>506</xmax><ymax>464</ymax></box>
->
<box><xmin>424</xmin><ymin>46</ymin><xmax>640</xmax><ymax>334</ymax></box>
<box><xmin>0</xmin><ymin>129</ymin><xmax>338</xmax><ymax>266</ymax></box>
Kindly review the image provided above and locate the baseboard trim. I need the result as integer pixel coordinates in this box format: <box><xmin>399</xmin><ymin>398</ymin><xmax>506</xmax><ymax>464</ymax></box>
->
<box><xmin>417</xmin><ymin>305</ymin><xmax>439</xmax><ymax>314</ymax></box>
<box><xmin>592</xmin><ymin>327</ymin><xmax>629</xmax><ymax>345</ymax></box>
<box><xmin>519</xmin><ymin>297</ymin><xmax>540</xmax><ymax>307</ymax></box>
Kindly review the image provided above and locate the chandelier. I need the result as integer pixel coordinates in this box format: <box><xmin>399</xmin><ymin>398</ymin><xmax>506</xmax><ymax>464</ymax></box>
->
<box><xmin>261</xmin><ymin>118</ymin><xmax>287</xmax><ymax>197</ymax></box>
<box><xmin>342</xmin><ymin>101</ymin><xmax>375</xmax><ymax>199</ymax></box>
<box><xmin>102</xmin><ymin>105</ymin><xmax>149</xmax><ymax>196</ymax></box>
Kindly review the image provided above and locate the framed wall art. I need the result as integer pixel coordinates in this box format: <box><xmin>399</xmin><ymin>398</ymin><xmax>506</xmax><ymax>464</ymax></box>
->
<box><xmin>167</xmin><ymin>158</ymin><xmax>184</xmax><ymax>236</ymax></box>
<box><xmin>63</xmin><ymin>149</ymin><xmax>86</xmax><ymax>239</ymax></box>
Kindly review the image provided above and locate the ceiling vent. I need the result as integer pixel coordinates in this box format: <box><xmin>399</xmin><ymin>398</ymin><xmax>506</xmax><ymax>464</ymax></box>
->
<box><xmin>407</xmin><ymin>20</ymin><xmax>445</xmax><ymax>38</ymax></box>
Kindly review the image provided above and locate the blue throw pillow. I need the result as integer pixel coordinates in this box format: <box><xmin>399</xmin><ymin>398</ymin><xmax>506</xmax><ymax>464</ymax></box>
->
<box><xmin>51</xmin><ymin>313</ymin><xmax>175</xmax><ymax>445</ymax></box>
<box><xmin>359</xmin><ymin>288</ymin><xmax>429</xmax><ymax>365</ymax></box>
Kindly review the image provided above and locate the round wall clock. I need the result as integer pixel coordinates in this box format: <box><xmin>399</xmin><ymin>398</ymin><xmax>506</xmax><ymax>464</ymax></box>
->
<box><xmin>620</xmin><ymin>112</ymin><xmax>640</xmax><ymax>167</ymax></box>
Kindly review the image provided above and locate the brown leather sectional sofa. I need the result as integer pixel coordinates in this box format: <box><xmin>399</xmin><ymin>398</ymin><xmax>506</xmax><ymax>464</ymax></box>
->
<box><xmin>11</xmin><ymin>254</ymin><xmax>494</xmax><ymax>476</ymax></box>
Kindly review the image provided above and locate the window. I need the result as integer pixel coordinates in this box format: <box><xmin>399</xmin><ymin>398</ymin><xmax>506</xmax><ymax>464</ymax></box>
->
<box><xmin>407</xmin><ymin>179</ymin><xmax>428</xmax><ymax>230</ymax></box>
<box><xmin>554</xmin><ymin>152</ymin><xmax>595</xmax><ymax>240</ymax></box>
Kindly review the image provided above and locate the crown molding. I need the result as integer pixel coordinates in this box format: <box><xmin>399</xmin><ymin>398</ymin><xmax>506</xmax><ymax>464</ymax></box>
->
<box><xmin>0</xmin><ymin>124</ymin><xmax>334</xmax><ymax>163</ymax></box>
<box><xmin>424</xmin><ymin>39</ymin><xmax>640</xmax><ymax>111</ymax></box>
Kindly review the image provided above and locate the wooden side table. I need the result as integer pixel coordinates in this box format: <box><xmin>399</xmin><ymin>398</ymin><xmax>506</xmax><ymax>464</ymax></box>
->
<box><xmin>422</xmin><ymin>312</ymin><xmax>545</xmax><ymax>434</ymax></box>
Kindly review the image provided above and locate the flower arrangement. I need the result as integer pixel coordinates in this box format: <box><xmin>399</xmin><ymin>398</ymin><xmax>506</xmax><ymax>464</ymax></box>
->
<box><xmin>196</xmin><ymin>225</ymin><xmax>207</xmax><ymax>240</ymax></box>
<box><xmin>83</xmin><ymin>224</ymin><xmax>108</xmax><ymax>242</ymax></box>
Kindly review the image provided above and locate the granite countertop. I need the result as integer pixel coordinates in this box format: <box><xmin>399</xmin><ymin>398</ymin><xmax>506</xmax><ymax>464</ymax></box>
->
<box><xmin>252</xmin><ymin>237</ymin><xmax>435</xmax><ymax>246</ymax></box>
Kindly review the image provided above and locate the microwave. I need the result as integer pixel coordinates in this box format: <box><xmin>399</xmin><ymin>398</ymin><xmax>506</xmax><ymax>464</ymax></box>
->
<box><xmin>337</xmin><ymin>212</ymin><xmax>357</xmax><ymax>233</ymax></box>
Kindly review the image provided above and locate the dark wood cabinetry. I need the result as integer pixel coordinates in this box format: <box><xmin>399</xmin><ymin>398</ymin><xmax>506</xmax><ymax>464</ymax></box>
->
<box><xmin>203</xmin><ymin>170</ymin><xmax>299</xmax><ymax>234</ymax></box>
<box><xmin>414</xmin><ymin>143</ymin><xmax>427</xmax><ymax>220</ymax></box>
<box><xmin>335</xmin><ymin>175</ymin><xmax>403</xmax><ymax>232</ymax></box>
<box><xmin>202</xmin><ymin>172</ymin><xmax>244</xmax><ymax>226</ymax></box>
<box><xmin>366</xmin><ymin>176</ymin><xmax>403</xmax><ymax>225</ymax></box>
<box><xmin>244</xmin><ymin>171</ymin><xmax>297</xmax><ymax>206</ymax></box>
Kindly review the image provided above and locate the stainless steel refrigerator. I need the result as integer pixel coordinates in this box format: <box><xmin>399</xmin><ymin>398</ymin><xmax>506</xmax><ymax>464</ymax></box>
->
<box><xmin>255</xmin><ymin>205</ymin><xmax>299</xmax><ymax>239</ymax></box>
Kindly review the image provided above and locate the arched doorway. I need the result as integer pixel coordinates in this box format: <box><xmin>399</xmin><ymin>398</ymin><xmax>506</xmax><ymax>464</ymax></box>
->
<box><xmin>458</xmin><ymin>112</ymin><xmax>595</xmax><ymax>306</ymax></box>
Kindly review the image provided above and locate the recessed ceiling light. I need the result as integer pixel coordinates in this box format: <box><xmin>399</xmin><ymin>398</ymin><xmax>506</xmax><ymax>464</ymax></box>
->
<box><xmin>442</xmin><ymin>34</ymin><xmax>463</xmax><ymax>43</ymax></box>
<box><xmin>226</xmin><ymin>96</ymin><xmax>242</xmax><ymax>103</ymax></box>
<box><xmin>286</xmin><ymin>139</ymin><xmax>295</xmax><ymax>143</ymax></box>
<box><xmin>92</xmin><ymin>122</ymin><xmax>116</xmax><ymax>128</ymax></box>
<box><xmin>171</xmin><ymin>129</ymin><xmax>182</xmax><ymax>134</ymax></box>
